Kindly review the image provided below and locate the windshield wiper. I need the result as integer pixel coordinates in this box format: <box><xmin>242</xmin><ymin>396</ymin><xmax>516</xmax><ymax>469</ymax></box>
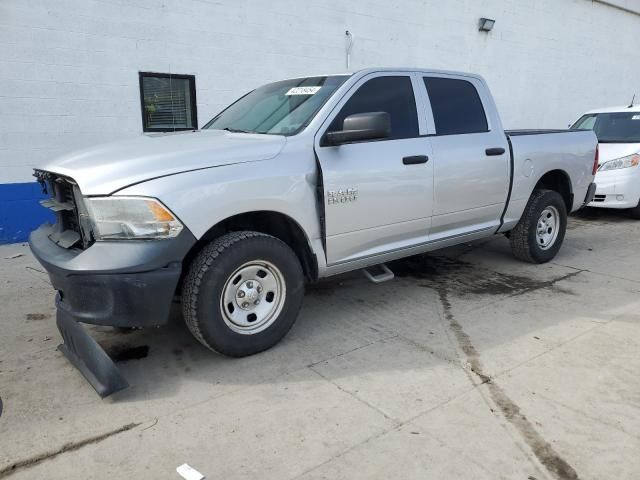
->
<box><xmin>222</xmin><ymin>127</ymin><xmax>254</xmax><ymax>134</ymax></box>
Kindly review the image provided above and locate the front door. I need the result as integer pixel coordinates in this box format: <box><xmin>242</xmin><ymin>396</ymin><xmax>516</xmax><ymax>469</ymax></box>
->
<box><xmin>315</xmin><ymin>74</ymin><xmax>434</xmax><ymax>265</ymax></box>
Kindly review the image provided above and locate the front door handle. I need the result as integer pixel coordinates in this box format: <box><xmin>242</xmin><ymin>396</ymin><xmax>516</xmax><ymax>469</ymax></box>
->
<box><xmin>403</xmin><ymin>155</ymin><xmax>429</xmax><ymax>165</ymax></box>
<box><xmin>485</xmin><ymin>147</ymin><xmax>506</xmax><ymax>156</ymax></box>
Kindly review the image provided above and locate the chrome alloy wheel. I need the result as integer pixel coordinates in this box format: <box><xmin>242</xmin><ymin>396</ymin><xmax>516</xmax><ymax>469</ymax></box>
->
<box><xmin>536</xmin><ymin>206</ymin><xmax>560</xmax><ymax>250</ymax></box>
<box><xmin>220</xmin><ymin>260</ymin><xmax>286</xmax><ymax>334</ymax></box>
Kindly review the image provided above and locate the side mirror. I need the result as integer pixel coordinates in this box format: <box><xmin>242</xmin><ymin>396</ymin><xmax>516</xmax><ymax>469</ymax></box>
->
<box><xmin>323</xmin><ymin>112</ymin><xmax>390</xmax><ymax>146</ymax></box>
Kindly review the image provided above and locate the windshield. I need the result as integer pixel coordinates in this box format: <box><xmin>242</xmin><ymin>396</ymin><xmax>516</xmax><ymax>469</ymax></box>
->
<box><xmin>203</xmin><ymin>75</ymin><xmax>349</xmax><ymax>136</ymax></box>
<box><xmin>572</xmin><ymin>112</ymin><xmax>640</xmax><ymax>143</ymax></box>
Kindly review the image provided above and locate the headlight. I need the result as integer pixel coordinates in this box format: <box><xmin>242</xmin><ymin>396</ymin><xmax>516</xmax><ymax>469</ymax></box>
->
<box><xmin>85</xmin><ymin>197</ymin><xmax>183</xmax><ymax>240</ymax></box>
<box><xmin>599</xmin><ymin>153</ymin><xmax>640</xmax><ymax>172</ymax></box>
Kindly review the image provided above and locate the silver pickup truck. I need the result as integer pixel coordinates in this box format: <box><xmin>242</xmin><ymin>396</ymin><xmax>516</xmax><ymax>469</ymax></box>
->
<box><xmin>29</xmin><ymin>67</ymin><xmax>597</xmax><ymax>396</ymax></box>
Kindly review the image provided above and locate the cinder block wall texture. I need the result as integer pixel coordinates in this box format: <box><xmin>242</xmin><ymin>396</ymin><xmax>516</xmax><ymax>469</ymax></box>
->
<box><xmin>1</xmin><ymin>0</ymin><xmax>639</xmax><ymax>241</ymax></box>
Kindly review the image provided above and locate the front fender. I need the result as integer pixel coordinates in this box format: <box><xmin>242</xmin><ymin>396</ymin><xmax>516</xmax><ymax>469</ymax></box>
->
<box><xmin>116</xmin><ymin>156</ymin><xmax>322</xmax><ymax>249</ymax></box>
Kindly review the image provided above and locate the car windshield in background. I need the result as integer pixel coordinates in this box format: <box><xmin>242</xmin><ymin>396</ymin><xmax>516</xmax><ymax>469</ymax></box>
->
<box><xmin>203</xmin><ymin>75</ymin><xmax>349</xmax><ymax>136</ymax></box>
<box><xmin>572</xmin><ymin>112</ymin><xmax>640</xmax><ymax>143</ymax></box>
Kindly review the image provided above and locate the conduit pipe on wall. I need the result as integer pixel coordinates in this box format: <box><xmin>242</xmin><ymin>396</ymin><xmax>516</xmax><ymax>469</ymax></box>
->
<box><xmin>345</xmin><ymin>30</ymin><xmax>354</xmax><ymax>71</ymax></box>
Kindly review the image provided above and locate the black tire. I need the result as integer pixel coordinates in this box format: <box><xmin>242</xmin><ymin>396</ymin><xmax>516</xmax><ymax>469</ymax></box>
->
<box><xmin>182</xmin><ymin>231</ymin><xmax>304</xmax><ymax>357</ymax></box>
<box><xmin>509</xmin><ymin>189</ymin><xmax>567</xmax><ymax>264</ymax></box>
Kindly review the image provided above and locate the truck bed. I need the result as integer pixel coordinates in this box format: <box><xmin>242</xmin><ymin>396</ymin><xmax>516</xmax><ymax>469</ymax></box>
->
<box><xmin>500</xmin><ymin>128</ymin><xmax>597</xmax><ymax>233</ymax></box>
<box><xmin>505</xmin><ymin>129</ymin><xmax>581</xmax><ymax>136</ymax></box>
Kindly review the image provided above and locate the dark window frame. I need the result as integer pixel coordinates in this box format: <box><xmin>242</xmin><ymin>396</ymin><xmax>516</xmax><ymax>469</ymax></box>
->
<box><xmin>138</xmin><ymin>72</ymin><xmax>198</xmax><ymax>133</ymax></box>
<box><xmin>424</xmin><ymin>76</ymin><xmax>489</xmax><ymax>136</ymax></box>
<box><xmin>321</xmin><ymin>75</ymin><xmax>420</xmax><ymax>146</ymax></box>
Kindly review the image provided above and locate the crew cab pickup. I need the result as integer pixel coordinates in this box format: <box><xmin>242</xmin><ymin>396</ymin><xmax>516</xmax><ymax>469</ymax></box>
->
<box><xmin>29</xmin><ymin>68</ymin><xmax>598</xmax><ymax>396</ymax></box>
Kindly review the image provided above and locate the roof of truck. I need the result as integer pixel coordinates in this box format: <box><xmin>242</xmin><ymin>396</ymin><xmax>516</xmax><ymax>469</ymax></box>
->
<box><xmin>285</xmin><ymin>67</ymin><xmax>484</xmax><ymax>81</ymax></box>
<box><xmin>584</xmin><ymin>104</ymin><xmax>640</xmax><ymax>114</ymax></box>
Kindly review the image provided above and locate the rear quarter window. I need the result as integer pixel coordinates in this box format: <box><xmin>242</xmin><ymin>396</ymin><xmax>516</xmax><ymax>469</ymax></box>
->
<box><xmin>424</xmin><ymin>77</ymin><xmax>488</xmax><ymax>135</ymax></box>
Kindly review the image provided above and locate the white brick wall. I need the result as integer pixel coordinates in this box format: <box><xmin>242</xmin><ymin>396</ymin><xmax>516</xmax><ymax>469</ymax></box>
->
<box><xmin>1</xmin><ymin>0</ymin><xmax>639</xmax><ymax>183</ymax></box>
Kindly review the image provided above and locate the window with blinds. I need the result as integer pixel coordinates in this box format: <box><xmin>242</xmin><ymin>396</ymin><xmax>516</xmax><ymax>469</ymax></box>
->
<box><xmin>139</xmin><ymin>72</ymin><xmax>197</xmax><ymax>132</ymax></box>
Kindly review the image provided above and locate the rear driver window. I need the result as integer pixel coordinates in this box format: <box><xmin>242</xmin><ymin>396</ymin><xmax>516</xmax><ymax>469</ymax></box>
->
<box><xmin>424</xmin><ymin>77</ymin><xmax>488</xmax><ymax>135</ymax></box>
<box><xmin>328</xmin><ymin>76</ymin><xmax>418</xmax><ymax>140</ymax></box>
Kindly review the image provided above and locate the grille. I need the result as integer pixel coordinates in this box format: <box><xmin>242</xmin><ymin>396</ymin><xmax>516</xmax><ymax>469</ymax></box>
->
<box><xmin>34</xmin><ymin>170</ymin><xmax>91</xmax><ymax>249</ymax></box>
<box><xmin>592</xmin><ymin>194</ymin><xmax>606</xmax><ymax>203</ymax></box>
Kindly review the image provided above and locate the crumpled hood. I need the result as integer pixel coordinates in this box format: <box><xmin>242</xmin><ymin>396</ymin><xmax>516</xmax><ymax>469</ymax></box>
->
<box><xmin>41</xmin><ymin>130</ymin><xmax>286</xmax><ymax>195</ymax></box>
<box><xmin>598</xmin><ymin>143</ymin><xmax>640</xmax><ymax>163</ymax></box>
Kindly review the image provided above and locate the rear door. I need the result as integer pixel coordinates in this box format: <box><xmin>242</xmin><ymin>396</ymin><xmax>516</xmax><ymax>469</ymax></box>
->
<box><xmin>315</xmin><ymin>73</ymin><xmax>434</xmax><ymax>265</ymax></box>
<box><xmin>420</xmin><ymin>75</ymin><xmax>510</xmax><ymax>240</ymax></box>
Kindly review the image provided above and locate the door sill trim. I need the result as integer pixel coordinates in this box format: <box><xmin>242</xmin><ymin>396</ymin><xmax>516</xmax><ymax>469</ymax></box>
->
<box><xmin>326</xmin><ymin>226</ymin><xmax>494</xmax><ymax>269</ymax></box>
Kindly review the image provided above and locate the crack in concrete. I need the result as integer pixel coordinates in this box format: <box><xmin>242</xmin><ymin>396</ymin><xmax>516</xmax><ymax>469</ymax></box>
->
<box><xmin>534</xmin><ymin>390</ymin><xmax>640</xmax><ymax>442</ymax></box>
<box><xmin>0</xmin><ymin>422</ymin><xmax>141</xmax><ymax>478</ymax></box>
<box><xmin>437</xmin><ymin>287</ymin><xmax>581</xmax><ymax>480</ymax></box>
<box><xmin>305</xmin><ymin>333</ymin><xmax>400</xmax><ymax>369</ymax></box>
<box><xmin>393</xmin><ymin>333</ymin><xmax>463</xmax><ymax>368</ymax></box>
<box><xmin>308</xmin><ymin>365</ymin><xmax>401</xmax><ymax>425</ymax></box>
<box><xmin>484</xmin><ymin>318</ymin><xmax>611</xmax><ymax>382</ymax></box>
<box><xmin>550</xmin><ymin>262</ymin><xmax>640</xmax><ymax>286</ymax></box>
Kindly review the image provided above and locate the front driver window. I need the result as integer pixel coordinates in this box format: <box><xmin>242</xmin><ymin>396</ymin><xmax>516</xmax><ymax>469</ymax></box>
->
<box><xmin>328</xmin><ymin>76</ymin><xmax>419</xmax><ymax>140</ymax></box>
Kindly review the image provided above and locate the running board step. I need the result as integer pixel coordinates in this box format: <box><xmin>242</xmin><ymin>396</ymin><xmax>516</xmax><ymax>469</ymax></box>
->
<box><xmin>362</xmin><ymin>264</ymin><xmax>395</xmax><ymax>284</ymax></box>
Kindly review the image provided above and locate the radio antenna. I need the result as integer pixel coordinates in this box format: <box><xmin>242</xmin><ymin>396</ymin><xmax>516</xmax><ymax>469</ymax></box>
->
<box><xmin>629</xmin><ymin>94</ymin><xmax>636</xmax><ymax>108</ymax></box>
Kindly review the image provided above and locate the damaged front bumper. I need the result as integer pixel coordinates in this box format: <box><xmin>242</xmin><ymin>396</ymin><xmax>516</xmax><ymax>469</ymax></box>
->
<box><xmin>29</xmin><ymin>224</ymin><xmax>196</xmax><ymax>397</ymax></box>
<box><xmin>56</xmin><ymin>306</ymin><xmax>130</xmax><ymax>397</ymax></box>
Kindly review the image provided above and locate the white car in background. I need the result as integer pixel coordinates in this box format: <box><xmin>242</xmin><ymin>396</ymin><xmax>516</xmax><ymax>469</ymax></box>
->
<box><xmin>572</xmin><ymin>105</ymin><xmax>640</xmax><ymax>217</ymax></box>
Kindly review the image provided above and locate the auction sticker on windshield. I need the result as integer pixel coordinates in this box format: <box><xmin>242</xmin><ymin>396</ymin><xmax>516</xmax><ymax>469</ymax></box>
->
<box><xmin>286</xmin><ymin>86</ymin><xmax>322</xmax><ymax>95</ymax></box>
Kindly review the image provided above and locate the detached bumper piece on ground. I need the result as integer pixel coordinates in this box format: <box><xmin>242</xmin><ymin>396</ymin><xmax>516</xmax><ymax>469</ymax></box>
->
<box><xmin>29</xmin><ymin>217</ymin><xmax>196</xmax><ymax>397</ymax></box>
<box><xmin>56</xmin><ymin>305</ymin><xmax>129</xmax><ymax>397</ymax></box>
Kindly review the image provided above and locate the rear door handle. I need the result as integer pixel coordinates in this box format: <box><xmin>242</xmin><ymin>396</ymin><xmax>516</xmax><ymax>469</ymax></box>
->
<box><xmin>485</xmin><ymin>147</ymin><xmax>506</xmax><ymax>156</ymax></box>
<box><xmin>403</xmin><ymin>155</ymin><xmax>429</xmax><ymax>165</ymax></box>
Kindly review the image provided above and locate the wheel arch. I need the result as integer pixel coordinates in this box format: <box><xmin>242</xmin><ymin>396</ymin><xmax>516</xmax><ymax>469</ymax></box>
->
<box><xmin>533</xmin><ymin>169</ymin><xmax>573</xmax><ymax>212</ymax></box>
<box><xmin>181</xmin><ymin>210</ymin><xmax>318</xmax><ymax>288</ymax></box>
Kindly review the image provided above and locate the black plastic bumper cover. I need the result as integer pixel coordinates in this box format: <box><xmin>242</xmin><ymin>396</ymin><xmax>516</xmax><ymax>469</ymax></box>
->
<box><xmin>57</xmin><ymin>306</ymin><xmax>129</xmax><ymax>397</ymax></box>
<box><xmin>583</xmin><ymin>182</ymin><xmax>597</xmax><ymax>206</ymax></box>
<box><xmin>29</xmin><ymin>223</ymin><xmax>196</xmax><ymax>397</ymax></box>
<box><xmin>29</xmin><ymin>224</ymin><xmax>196</xmax><ymax>327</ymax></box>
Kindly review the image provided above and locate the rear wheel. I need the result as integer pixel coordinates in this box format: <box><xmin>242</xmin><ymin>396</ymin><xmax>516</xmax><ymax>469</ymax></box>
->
<box><xmin>182</xmin><ymin>231</ymin><xmax>304</xmax><ymax>357</ymax></box>
<box><xmin>509</xmin><ymin>189</ymin><xmax>567</xmax><ymax>263</ymax></box>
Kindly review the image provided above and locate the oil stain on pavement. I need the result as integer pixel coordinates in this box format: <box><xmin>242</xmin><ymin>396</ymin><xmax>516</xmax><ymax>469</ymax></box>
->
<box><xmin>105</xmin><ymin>344</ymin><xmax>150</xmax><ymax>362</ymax></box>
<box><xmin>393</xmin><ymin>253</ymin><xmax>582</xmax><ymax>480</ymax></box>
<box><xmin>391</xmin><ymin>254</ymin><xmax>580</xmax><ymax>297</ymax></box>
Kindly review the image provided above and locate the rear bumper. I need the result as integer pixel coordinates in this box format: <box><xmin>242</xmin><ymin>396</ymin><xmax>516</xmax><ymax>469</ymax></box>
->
<box><xmin>582</xmin><ymin>182</ymin><xmax>597</xmax><ymax>206</ymax></box>
<box><xmin>29</xmin><ymin>224</ymin><xmax>196</xmax><ymax>327</ymax></box>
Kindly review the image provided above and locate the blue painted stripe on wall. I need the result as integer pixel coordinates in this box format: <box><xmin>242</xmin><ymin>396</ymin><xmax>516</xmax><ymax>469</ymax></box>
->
<box><xmin>0</xmin><ymin>182</ymin><xmax>54</xmax><ymax>244</ymax></box>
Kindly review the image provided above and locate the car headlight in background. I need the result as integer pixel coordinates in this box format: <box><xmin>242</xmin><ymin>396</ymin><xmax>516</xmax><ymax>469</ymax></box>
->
<box><xmin>85</xmin><ymin>197</ymin><xmax>183</xmax><ymax>240</ymax></box>
<box><xmin>598</xmin><ymin>153</ymin><xmax>640</xmax><ymax>172</ymax></box>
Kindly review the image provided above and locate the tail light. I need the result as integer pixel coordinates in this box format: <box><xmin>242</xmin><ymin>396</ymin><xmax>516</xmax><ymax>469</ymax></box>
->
<box><xmin>593</xmin><ymin>144</ymin><xmax>599</xmax><ymax>175</ymax></box>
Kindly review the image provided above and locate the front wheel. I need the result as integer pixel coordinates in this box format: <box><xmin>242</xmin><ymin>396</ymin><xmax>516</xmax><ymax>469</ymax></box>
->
<box><xmin>182</xmin><ymin>231</ymin><xmax>304</xmax><ymax>357</ymax></box>
<box><xmin>509</xmin><ymin>189</ymin><xmax>567</xmax><ymax>264</ymax></box>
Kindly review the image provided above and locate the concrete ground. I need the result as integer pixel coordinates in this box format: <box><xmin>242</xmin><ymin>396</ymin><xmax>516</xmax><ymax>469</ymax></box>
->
<box><xmin>0</xmin><ymin>209</ymin><xmax>639</xmax><ymax>480</ymax></box>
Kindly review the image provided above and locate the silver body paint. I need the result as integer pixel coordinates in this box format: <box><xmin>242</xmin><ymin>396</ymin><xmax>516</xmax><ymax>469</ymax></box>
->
<box><xmin>41</xmin><ymin>68</ymin><xmax>597</xmax><ymax>278</ymax></box>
